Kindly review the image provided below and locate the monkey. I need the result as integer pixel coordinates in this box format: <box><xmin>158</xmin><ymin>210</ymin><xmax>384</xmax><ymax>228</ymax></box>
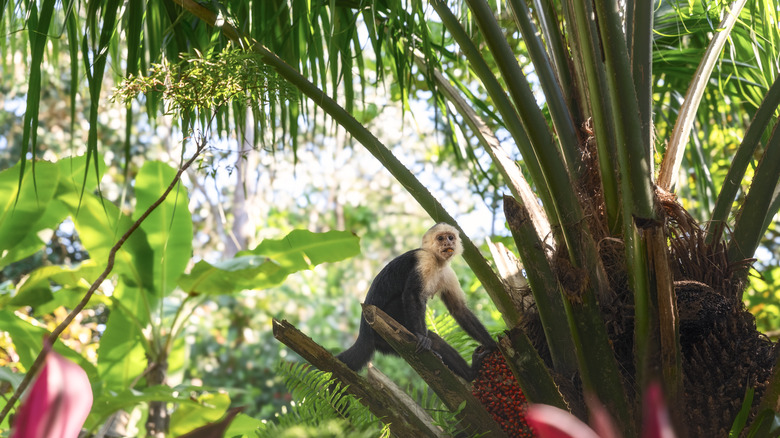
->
<box><xmin>336</xmin><ymin>223</ymin><xmax>497</xmax><ymax>381</ymax></box>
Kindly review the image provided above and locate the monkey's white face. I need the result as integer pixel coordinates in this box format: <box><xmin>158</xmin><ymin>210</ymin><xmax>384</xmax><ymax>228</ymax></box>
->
<box><xmin>421</xmin><ymin>223</ymin><xmax>464</xmax><ymax>262</ymax></box>
<box><xmin>434</xmin><ymin>232</ymin><xmax>458</xmax><ymax>261</ymax></box>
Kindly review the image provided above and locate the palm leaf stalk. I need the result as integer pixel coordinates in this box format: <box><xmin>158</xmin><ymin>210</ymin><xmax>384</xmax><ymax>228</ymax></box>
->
<box><xmin>503</xmin><ymin>196</ymin><xmax>577</xmax><ymax>378</ymax></box>
<box><xmin>445</xmin><ymin>0</ymin><xmax>635</xmax><ymax>433</ymax></box>
<box><xmin>429</xmin><ymin>0</ymin><xmax>555</xmax><ymax>220</ymax></box>
<box><xmin>418</xmin><ymin>55</ymin><xmax>577</xmax><ymax>399</ymax></box>
<box><xmin>560</xmin><ymin>0</ymin><xmax>622</xmax><ymax>234</ymax></box>
<box><xmin>412</xmin><ymin>54</ymin><xmax>551</xmax><ymax>244</ymax></box>
<box><xmin>593</xmin><ymin>0</ymin><xmax>676</xmax><ymax>398</ymax></box>
<box><xmin>506</xmin><ymin>0</ymin><xmax>581</xmax><ymax>176</ymax></box>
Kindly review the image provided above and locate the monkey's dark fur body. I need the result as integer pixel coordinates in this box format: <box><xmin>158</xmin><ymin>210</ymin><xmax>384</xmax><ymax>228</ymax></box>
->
<box><xmin>337</xmin><ymin>223</ymin><xmax>496</xmax><ymax>381</ymax></box>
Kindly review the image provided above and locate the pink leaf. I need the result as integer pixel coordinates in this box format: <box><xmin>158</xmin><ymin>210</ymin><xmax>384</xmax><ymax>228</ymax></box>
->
<box><xmin>584</xmin><ymin>393</ymin><xmax>621</xmax><ymax>438</ymax></box>
<box><xmin>11</xmin><ymin>351</ymin><xmax>93</xmax><ymax>438</ymax></box>
<box><xmin>642</xmin><ymin>383</ymin><xmax>676</xmax><ymax>438</ymax></box>
<box><xmin>526</xmin><ymin>404</ymin><xmax>601</xmax><ymax>438</ymax></box>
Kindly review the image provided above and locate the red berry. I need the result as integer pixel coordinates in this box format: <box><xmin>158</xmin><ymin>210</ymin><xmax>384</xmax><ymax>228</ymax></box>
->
<box><xmin>472</xmin><ymin>350</ymin><xmax>536</xmax><ymax>437</ymax></box>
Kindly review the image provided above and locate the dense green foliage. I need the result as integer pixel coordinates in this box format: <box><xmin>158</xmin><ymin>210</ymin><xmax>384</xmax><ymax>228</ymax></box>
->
<box><xmin>0</xmin><ymin>156</ymin><xmax>361</xmax><ymax>434</ymax></box>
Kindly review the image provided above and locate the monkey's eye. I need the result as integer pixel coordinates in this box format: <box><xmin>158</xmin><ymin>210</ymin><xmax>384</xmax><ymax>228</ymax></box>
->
<box><xmin>448</xmin><ymin>235</ymin><xmax>454</xmax><ymax>241</ymax></box>
<box><xmin>437</xmin><ymin>236</ymin><xmax>444</xmax><ymax>241</ymax></box>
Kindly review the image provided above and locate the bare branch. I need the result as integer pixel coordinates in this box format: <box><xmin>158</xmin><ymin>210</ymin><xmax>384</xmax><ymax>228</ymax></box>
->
<box><xmin>363</xmin><ymin>304</ymin><xmax>507</xmax><ymax>437</ymax></box>
<box><xmin>271</xmin><ymin>319</ymin><xmax>440</xmax><ymax>438</ymax></box>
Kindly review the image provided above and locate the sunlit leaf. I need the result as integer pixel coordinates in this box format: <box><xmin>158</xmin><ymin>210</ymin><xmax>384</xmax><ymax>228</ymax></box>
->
<box><xmin>0</xmin><ymin>310</ymin><xmax>97</xmax><ymax>380</ymax></box>
<box><xmin>10</xmin><ymin>263</ymin><xmax>104</xmax><ymax>311</ymax></box>
<box><xmin>95</xmin><ymin>302</ymin><xmax>147</xmax><ymax>393</ymax></box>
<box><xmin>59</xmin><ymin>190</ymin><xmax>154</xmax><ymax>290</ymax></box>
<box><xmin>169</xmin><ymin>392</ymin><xmax>231</xmax><ymax>435</ymax></box>
<box><xmin>85</xmin><ymin>385</ymin><xmax>205</xmax><ymax>429</ymax></box>
<box><xmin>134</xmin><ymin>161</ymin><xmax>193</xmax><ymax>296</ymax></box>
<box><xmin>179</xmin><ymin>230</ymin><xmax>360</xmax><ymax>295</ymax></box>
<box><xmin>0</xmin><ymin>161</ymin><xmax>61</xmax><ymax>268</ymax></box>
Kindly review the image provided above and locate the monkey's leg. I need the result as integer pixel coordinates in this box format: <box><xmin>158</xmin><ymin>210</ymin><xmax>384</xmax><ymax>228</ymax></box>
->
<box><xmin>427</xmin><ymin>332</ymin><xmax>475</xmax><ymax>381</ymax></box>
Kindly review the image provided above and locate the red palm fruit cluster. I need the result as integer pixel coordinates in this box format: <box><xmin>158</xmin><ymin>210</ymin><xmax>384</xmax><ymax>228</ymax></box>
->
<box><xmin>472</xmin><ymin>349</ymin><xmax>536</xmax><ymax>438</ymax></box>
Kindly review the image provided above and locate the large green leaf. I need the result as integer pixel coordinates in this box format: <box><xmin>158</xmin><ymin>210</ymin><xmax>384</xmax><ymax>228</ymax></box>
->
<box><xmin>178</xmin><ymin>230</ymin><xmax>360</xmax><ymax>295</ymax></box>
<box><xmin>59</xmin><ymin>190</ymin><xmax>154</xmax><ymax>291</ymax></box>
<box><xmin>96</xmin><ymin>299</ymin><xmax>147</xmax><ymax>393</ymax></box>
<box><xmin>239</xmin><ymin>229</ymin><xmax>360</xmax><ymax>270</ymax></box>
<box><xmin>133</xmin><ymin>161</ymin><xmax>193</xmax><ymax>296</ymax></box>
<box><xmin>0</xmin><ymin>155</ymin><xmax>109</xmax><ymax>269</ymax></box>
<box><xmin>0</xmin><ymin>367</ymin><xmax>25</xmax><ymax>393</ymax></box>
<box><xmin>169</xmin><ymin>392</ymin><xmax>231</xmax><ymax>435</ymax></box>
<box><xmin>0</xmin><ymin>160</ymin><xmax>61</xmax><ymax>268</ymax></box>
<box><xmin>177</xmin><ymin>256</ymin><xmax>284</xmax><ymax>295</ymax></box>
<box><xmin>85</xmin><ymin>385</ymin><xmax>206</xmax><ymax>430</ymax></box>
<box><xmin>0</xmin><ymin>309</ymin><xmax>97</xmax><ymax>380</ymax></box>
<box><xmin>9</xmin><ymin>263</ymin><xmax>104</xmax><ymax>311</ymax></box>
<box><xmin>224</xmin><ymin>414</ymin><xmax>265</xmax><ymax>438</ymax></box>
<box><xmin>54</xmin><ymin>155</ymin><xmax>105</xmax><ymax>196</ymax></box>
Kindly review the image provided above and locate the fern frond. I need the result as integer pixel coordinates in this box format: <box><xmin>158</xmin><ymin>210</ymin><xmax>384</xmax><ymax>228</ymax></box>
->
<box><xmin>407</xmin><ymin>383</ymin><xmax>463</xmax><ymax>435</ymax></box>
<box><xmin>426</xmin><ymin>308</ymin><xmax>482</xmax><ymax>354</ymax></box>
<box><xmin>255</xmin><ymin>360</ymin><xmax>382</xmax><ymax>438</ymax></box>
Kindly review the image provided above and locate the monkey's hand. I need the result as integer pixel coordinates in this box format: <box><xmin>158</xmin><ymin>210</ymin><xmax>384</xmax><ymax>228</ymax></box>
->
<box><xmin>415</xmin><ymin>333</ymin><xmax>432</xmax><ymax>352</ymax></box>
<box><xmin>472</xmin><ymin>345</ymin><xmax>496</xmax><ymax>370</ymax></box>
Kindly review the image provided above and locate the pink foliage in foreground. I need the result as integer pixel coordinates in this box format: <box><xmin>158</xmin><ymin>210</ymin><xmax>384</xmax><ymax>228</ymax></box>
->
<box><xmin>10</xmin><ymin>351</ymin><xmax>93</xmax><ymax>438</ymax></box>
<box><xmin>525</xmin><ymin>383</ymin><xmax>675</xmax><ymax>438</ymax></box>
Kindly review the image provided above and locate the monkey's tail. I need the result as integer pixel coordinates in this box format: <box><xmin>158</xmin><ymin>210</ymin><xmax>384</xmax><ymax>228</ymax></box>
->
<box><xmin>335</xmin><ymin>336</ymin><xmax>372</xmax><ymax>372</ymax></box>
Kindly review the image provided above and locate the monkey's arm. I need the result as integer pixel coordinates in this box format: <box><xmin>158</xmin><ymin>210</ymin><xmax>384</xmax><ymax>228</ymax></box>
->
<box><xmin>440</xmin><ymin>289</ymin><xmax>497</xmax><ymax>348</ymax></box>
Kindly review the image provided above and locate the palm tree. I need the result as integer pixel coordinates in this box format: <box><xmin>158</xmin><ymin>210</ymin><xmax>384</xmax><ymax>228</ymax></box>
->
<box><xmin>3</xmin><ymin>0</ymin><xmax>780</xmax><ymax>436</ymax></box>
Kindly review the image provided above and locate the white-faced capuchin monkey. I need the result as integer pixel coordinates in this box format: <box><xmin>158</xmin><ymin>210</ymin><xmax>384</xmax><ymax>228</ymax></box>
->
<box><xmin>337</xmin><ymin>223</ymin><xmax>497</xmax><ymax>381</ymax></box>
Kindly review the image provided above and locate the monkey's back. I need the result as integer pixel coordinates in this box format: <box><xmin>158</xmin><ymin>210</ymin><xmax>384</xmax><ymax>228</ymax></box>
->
<box><xmin>363</xmin><ymin>249</ymin><xmax>424</xmax><ymax>328</ymax></box>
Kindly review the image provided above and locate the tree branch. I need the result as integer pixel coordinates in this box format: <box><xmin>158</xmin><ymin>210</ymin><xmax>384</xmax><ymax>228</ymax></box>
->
<box><xmin>365</xmin><ymin>366</ymin><xmax>446</xmax><ymax>438</ymax></box>
<box><xmin>271</xmin><ymin>319</ymin><xmax>440</xmax><ymax>438</ymax></box>
<box><xmin>363</xmin><ymin>304</ymin><xmax>507</xmax><ymax>437</ymax></box>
